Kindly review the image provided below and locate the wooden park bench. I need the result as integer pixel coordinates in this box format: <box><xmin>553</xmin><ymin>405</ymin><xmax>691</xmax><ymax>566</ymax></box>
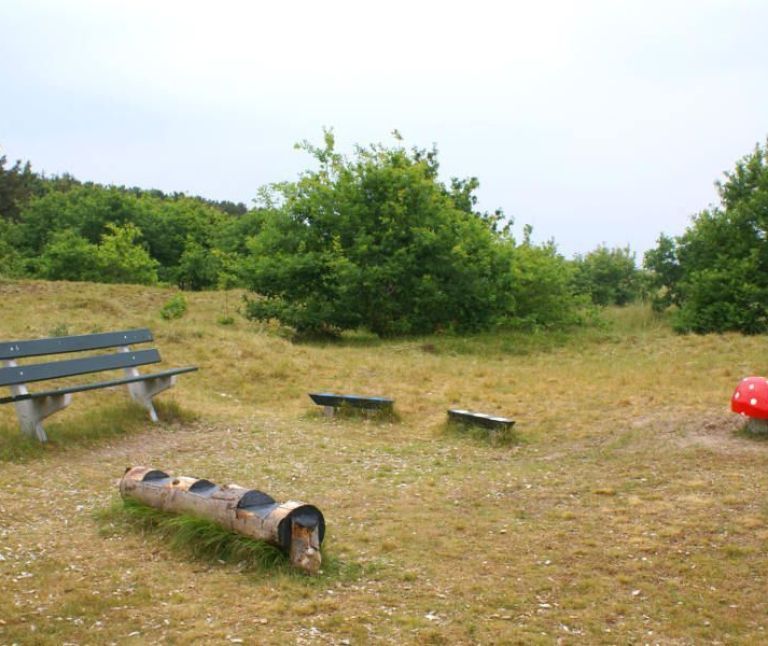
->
<box><xmin>0</xmin><ymin>329</ymin><xmax>197</xmax><ymax>442</ymax></box>
<box><xmin>447</xmin><ymin>408</ymin><xmax>515</xmax><ymax>431</ymax></box>
<box><xmin>309</xmin><ymin>392</ymin><xmax>394</xmax><ymax>417</ymax></box>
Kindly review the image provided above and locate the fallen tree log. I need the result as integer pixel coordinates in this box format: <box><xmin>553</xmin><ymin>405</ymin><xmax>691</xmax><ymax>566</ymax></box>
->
<box><xmin>119</xmin><ymin>466</ymin><xmax>325</xmax><ymax>574</ymax></box>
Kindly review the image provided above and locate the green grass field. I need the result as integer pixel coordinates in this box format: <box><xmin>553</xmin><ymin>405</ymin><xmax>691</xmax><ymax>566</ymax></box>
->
<box><xmin>1</xmin><ymin>279</ymin><xmax>767</xmax><ymax>644</ymax></box>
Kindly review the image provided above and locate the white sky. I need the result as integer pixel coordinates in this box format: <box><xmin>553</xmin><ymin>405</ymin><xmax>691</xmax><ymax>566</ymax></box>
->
<box><xmin>2</xmin><ymin>0</ymin><xmax>767</xmax><ymax>258</ymax></box>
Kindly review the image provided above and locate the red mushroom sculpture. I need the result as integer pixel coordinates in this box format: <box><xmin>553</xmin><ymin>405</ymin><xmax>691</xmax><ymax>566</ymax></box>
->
<box><xmin>731</xmin><ymin>376</ymin><xmax>768</xmax><ymax>432</ymax></box>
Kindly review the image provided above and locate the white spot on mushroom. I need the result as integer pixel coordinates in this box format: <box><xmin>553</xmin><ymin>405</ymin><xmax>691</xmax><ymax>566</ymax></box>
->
<box><xmin>749</xmin><ymin>384</ymin><xmax>756</xmax><ymax>391</ymax></box>
<box><xmin>735</xmin><ymin>392</ymin><xmax>741</xmax><ymax>399</ymax></box>
<box><xmin>750</xmin><ymin>398</ymin><xmax>758</xmax><ymax>406</ymax></box>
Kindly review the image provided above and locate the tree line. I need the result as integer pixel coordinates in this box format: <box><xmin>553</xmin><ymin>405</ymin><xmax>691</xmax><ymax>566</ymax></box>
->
<box><xmin>2</xmin><ymin>132</ymin><xmax>764</xmax><ymax>336</ymax></box>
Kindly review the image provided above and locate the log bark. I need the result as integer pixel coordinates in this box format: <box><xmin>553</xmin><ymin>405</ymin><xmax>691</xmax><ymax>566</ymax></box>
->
<box><xmin>119</xmin><ymin>466</ymin><xmax>325</xmax><ymax>574</ymax></box>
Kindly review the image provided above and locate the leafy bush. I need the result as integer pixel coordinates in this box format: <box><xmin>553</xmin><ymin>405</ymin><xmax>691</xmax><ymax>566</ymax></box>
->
<box><xmin>644</xmin><ymin>140</ymin><xmax>768</xmax><ymax>333</ymax></box>
<box><xmin>94</xmin><ymin>222</ymin><xmax>159</xmax><ymax>285</ymax></box>
<box><xmin>509</xmin><ymin>232</ymin><xmax>586</xmax><ymax>327</ymax></box>
<box><xmin>160</xmin><ymin>293</ymin><xmax>188</xmax><ymax>320</ymax></box>
<box><xmin>175</xmin><ymin>238</ymin><xmax>221</xmax><ymax>291</ymax></box>
<box><xmin>11</xmin><ymin>181</ymin><xmax>229</xmax><ymax>285</ymax></box>
<box><xmin>38</xmin><ymin>223</ymin><xmax>159</xmax><ymax>285</ymax></box>
<box><xmin>643</xmin><ymin>233</ymin><xmax>682</xmax><ymax>312</ymax></box>
<box><xmin>40</xmin><ymin>229</ymin><xmax>101</xmax><ymax>281</ymax></box>
<box><xmin>242</xmin><ymin>131</ymin><xmax>580</xmax><ymax>337</ymax></box>
<box><xmin>572</xmin><ymin>245</ymin><xmax>641</xmax><ymax>307</ymax></box>
<box><xmin>0</xmin><ymin>220</ymin><xmax>27</xmax><ymax>278</ymax></box>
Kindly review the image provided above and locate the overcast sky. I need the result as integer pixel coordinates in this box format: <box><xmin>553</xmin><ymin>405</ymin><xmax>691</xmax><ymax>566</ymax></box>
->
<box><xmin>2</xmin><ymin>0</ymin><xmax>767</xmax><ymax>258</ymax></box>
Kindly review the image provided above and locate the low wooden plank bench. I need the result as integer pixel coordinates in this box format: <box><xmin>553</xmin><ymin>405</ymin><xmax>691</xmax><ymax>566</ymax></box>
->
<box><xmin>447</xmin><ymin>408</ymin><xmax>515</xmax><ymax>431</ymax></box>
<box><xmin>0</xmin><ymin>329</ymin><xmax>197</xmax><ymax>442</ymax></box>
<box><xmin>309</xmin><ymin>392</ymin><xmax>394</xmax><ymax>417</ymax></box>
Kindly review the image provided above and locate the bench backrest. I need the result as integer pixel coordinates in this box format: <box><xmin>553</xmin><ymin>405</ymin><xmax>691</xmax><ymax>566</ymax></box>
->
<box><xmin>0</xmin><ymin>349</ymin><xmax>161</xmax><ymax>387</ymax></box>
<box><xmin>0</xmin><ymin>329</ymin><xmax>153</xmax><ymax>361</ymax></box>
<box><xmin>0</xmin><ymin>329</ymin><xmax>162</xmax><ymax>389</ymax></box>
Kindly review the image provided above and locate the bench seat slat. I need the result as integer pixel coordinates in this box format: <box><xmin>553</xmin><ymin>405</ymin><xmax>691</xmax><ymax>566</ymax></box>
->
<box><xmin>447</xmin><ymin>408</ymin><xmax>515</xmax><ymax>430</ymax></box>
<box><xmin>0</xmin><ymin>329</ymin><xmax>154</xmax><ymax>361</ymax></box>
<box><xmin>309</xmin><ymin>392</ymin><xmax>394</xmax><ymax>408</ymax></box>
<box><xmin>0</xmin><ymin>349</ymin><xmax>161</xmax><ymax>387</ymax></box>
<box><xmin>0</xmin><ymin>366</ymin><xmax>198</xmax><ymax>405</ymax></box>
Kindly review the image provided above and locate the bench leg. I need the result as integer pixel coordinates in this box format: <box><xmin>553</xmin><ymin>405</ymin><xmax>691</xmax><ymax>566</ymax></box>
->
<box><xmin>14</xmin><ymin>394</ymin><xmax>72</xmax><ymax>443</ymax></box>
<box><xmin>118</xmin><ymin>347</ymin><xmax>176</xmax><ymax>423</ymax></box>
<box><xmin>126</xmin><ymin>375</ymin><xmax>176</xmax><ymax>423</ymax></box>
<box><xmin>323</xmin><ymin>405</ymin><xmax>335</xmax><ymax>418</ymax></box>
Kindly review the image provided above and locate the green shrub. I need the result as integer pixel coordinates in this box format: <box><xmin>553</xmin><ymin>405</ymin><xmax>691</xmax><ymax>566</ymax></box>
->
<box><xmin>49</xmin><ymin>323</ymin><xmax>70</xmax><ymax>337</ymax></box>
<box><xmin>242</xmin><ymin>131</ymin><xmax>583</xmax><ymax>337</ymax></box>
<box><xmin>40</xmin><ymin>229</ymin><xmax>101</xmax><ymax>281</ymax></box>
<box><xmin>571</xmin><ymin>244</ymin><xmax>642</xmax><ymax>307</ymax></box>
<box><xmin>160</xmin><ymin>293</ymin><xmax>188</xmax><ymax>320</ymax></box>
<box><xmin>95</xmin><ymin>222</ymin><xmax>159</xmax><ymax>285</ymax></box>
<box><xmin>644</xmin><ymin>140</ymin><xmax>768</xmax><ymax>333</ymax></box>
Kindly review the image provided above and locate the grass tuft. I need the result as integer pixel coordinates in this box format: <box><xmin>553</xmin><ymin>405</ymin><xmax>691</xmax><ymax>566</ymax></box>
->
<box><xmin>442</xmin><ymin>419</ymin><xmax>521</xmax><ymax>447</ymax></box>
<box><xmin>99</xmin><ymin>497</ymin><xmax>292</xmax><ymax>573</ymax></box>
<box><xmin>735</xmin><ymin>421</ymin><xmax>768</xmax><ymax>441</ymax></box>
<box><xmin>324</xmin><ymin>403</ymin><xmax>401</xmax><ymax>424</ymax></box>
<box><xmin>98</xmin><ymin>498</ymin><xmax>367</xmax><ymax>581</ymax></box>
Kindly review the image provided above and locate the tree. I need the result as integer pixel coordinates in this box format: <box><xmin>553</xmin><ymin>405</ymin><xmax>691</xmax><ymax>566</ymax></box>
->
<box><xmin>39</xmin><ymin>229</ymin><xmax>101</xmax><ymax>281</ymax></box>
<box><xmin>175</xmin><ymin>237</ymin><xmax>221</xmax><ymax>290</ymax></box>
<box><xmin>0</xmin><ymin>219</ymin><xmax>27</xmax><ymax>277</ymax></box>
<box><xmin>643</xmin><ymin>233</ymin><xmax>682</xmax><ymax>312</ymax></box>
<box><xmin>0</xmin><ymin>156</ymin><xmax>42</xmax><ymax>221</ymax></box>
<box><xmin>15</xmin><ymin>185</ymin><xmax>151</xmax><ymax>254</ymax></box>
<box><xmin>241</xmin><ymin>131</ymin><xmax>517</xmax><ymax>336</ymax></box>
<box><xmin>95</xmin><ymin>223</ymin><xmax>159</xmax><ymax>285</ymax></box>
<box><xmin>572</xmin><ymin>245</ymin><xmax>641</xmax><ymax>306</ymax></box>
<box><xmin>510</xmin><ymin>235</ymin><xmax>583</xmax><ymax>327</ymax></box>
<box><xmin>645</xmin><ymin>140</ymin><xmax>768</xmax><ymax>333</ymax></box>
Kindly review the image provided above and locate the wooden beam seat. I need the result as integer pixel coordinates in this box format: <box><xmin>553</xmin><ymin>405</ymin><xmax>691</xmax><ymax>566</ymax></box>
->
<box><xmin>309</xmin><ymin>392</ymin><xmax>394</xmax><ymax>416</ymax></box>
<box><xmin>447</xmin><ymin>408</ymin><xmax>515</xmax><ymax>431</ymax></box>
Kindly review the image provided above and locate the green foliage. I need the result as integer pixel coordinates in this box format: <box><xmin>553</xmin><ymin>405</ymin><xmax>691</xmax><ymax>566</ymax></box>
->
<box><xmin>136</xmin><ymin>197</ymin><xmax>226</xmax><ymax>282</ymax></box>
<box><xmin>10</xmin><ymin>180</ymin><xmax>232</xmax><ymax>286</ymax></box>
<box><xmin>643</xmin><ymin>233</ymin><xmax>682</xmax><ymax>312</ymax></box>
<box><xmin>0</xmin><ymin>155</ymin><xmax>44</xmax><ymax>221</ymax></box>
<box><xmin>95</xmin><ymin>222</ymin><xmax>159</xmax><ymax>285</ymax></box>
<box><xmin>645</xmin><ymin>140</ymin><xmax>768</xmax><ymax>333</ymax></box>
<box><xmin>175</xmin><ymin>238</ymin><xmax>221</xmax><ymax>290</ymax></box>
<box><xmin>242</xmin><ymin>131</ymin><xmax>579</xmax><ymax>337</ymax></box>
<box><xmin>40</xmin><ymin>230</ymin><xmax>101</xmax><ymax>281</ymax></box>
<box><xmin>0</xmin><ymin>219</ymin><xmax>27</xmax><ymax>277</ymax></box>
<box><xmin>572</xmin><ymin>245</ymin><xmax>641</xmax><ymax>307</ymax></box>
<box><xmin>49</xmin><ymin>323</ymin><xmax>71</xmax><ymax>337</ymax></box>
<box><xmin>160</xmin><ymin>293</ymin><xmax>188</xmax><ymax>320</ymax></box>
<box><xmin>17</xmin><ymin>185</ymin><xmax>150</xmax><ymax>254</ymax></box>
<box><xmin>38</xmin><ymin>223</ymin><xmax>158</xmax><ymax>285</ymax></box>
<box><xmin>509</xmin><ymin>237</ymin><xmax>586</xmax><ymax>327</ymax></box>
